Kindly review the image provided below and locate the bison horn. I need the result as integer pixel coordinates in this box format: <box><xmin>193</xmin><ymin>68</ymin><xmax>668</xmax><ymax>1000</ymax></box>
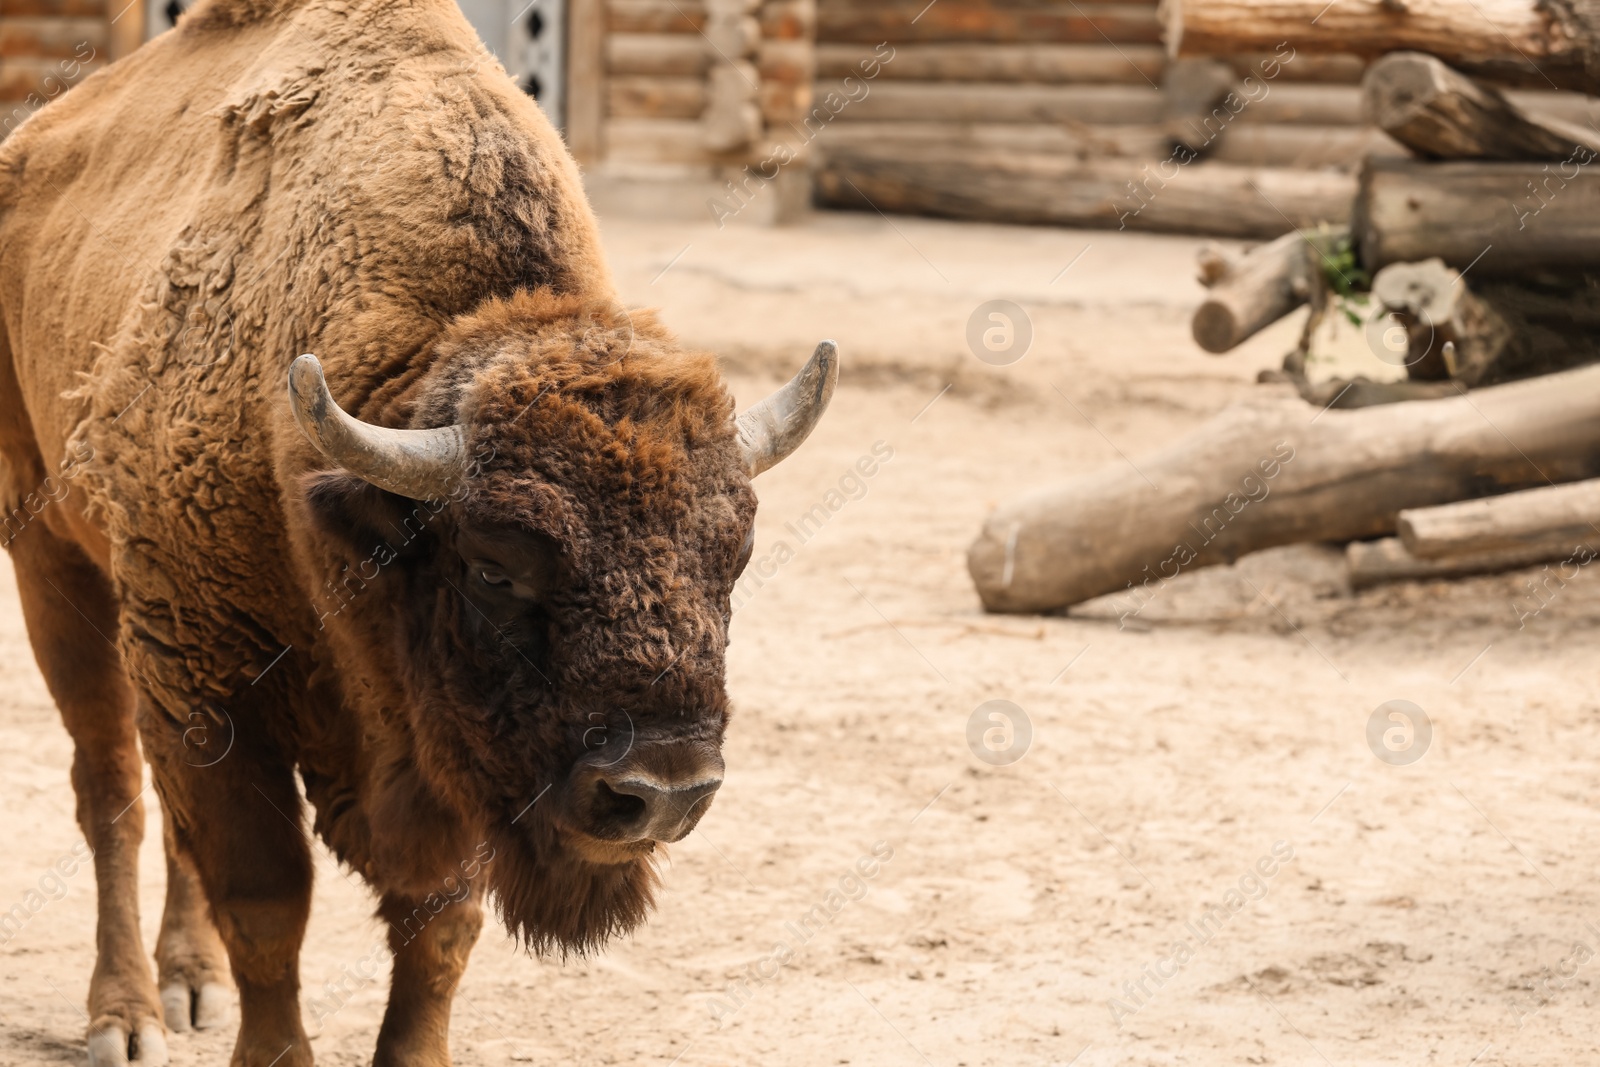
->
<box><xmin>288</xmin><ymin>354</ymin><xmax>468</xmax><ymax>501</ymax></box>
<box><xmin>736</xmin><ymin>340</ymin><xmax>839</xmax><ymax>476</ymax></box>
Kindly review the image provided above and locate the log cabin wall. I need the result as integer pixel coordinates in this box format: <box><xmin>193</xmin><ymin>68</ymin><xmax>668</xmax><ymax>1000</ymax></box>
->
<box><xmin>583</xmin><ymin>0</ymin><xmax>817</xmax><ymax>223</ymax></box>
<box><xmin>0</xmin><ymin>0</ymin><xmax>135</xmax><ymax>141</ymax></box>
<box><xmin>806</xmin><ymin>0</ymin><xmax>1600</xmax><ymax>236</ymax></box>
<box><xmin>5</xmin><ymin>0</ymin><xmax>1596</xmax><ymax>233</ymax></box>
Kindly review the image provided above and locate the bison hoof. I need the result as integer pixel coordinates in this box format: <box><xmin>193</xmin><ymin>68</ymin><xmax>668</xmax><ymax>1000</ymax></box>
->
<box><xmin>161</xmin><ymin>979</ymin><xmax>233</xmax><ymax>1032</ymax></box>
<box><xmin>88</xmin><ymin>1017</ymin><xmax>170</xmax><ymax>1067</ymax></box>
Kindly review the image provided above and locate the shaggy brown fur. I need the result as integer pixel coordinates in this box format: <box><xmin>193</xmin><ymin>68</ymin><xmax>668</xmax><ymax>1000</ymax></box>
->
<box><xmin>0</xmin><ymin>1</ymin><xmax>760</xmax><ymax>1064</ymax></box>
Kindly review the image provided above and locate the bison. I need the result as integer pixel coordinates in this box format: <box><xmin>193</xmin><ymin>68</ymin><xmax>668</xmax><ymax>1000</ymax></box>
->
<box><xmin>0</xmin><ymin>1</ymin><xmax>837</xmax><ymax>1064</ymax></box>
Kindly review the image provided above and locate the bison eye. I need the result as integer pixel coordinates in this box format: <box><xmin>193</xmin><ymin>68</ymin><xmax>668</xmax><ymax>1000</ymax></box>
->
<box><xmin>478</xmin><ymin>565</ymin><xmax>512</xmax><ymax>588</ymax></box>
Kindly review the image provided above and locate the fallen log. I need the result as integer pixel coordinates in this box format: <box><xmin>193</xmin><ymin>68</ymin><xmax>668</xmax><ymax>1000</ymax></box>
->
<box><xmin>967</xmin><ymin>363</ymin><xmax>1600</xmax><ymax>613</ymax></box>
<box><xmin>1192</xmin><ymin>227</ymin><xmax>1330</xmax><ymax>353</ymax></box>
<box><xmin>1346</xmin><ymin>536</ymin><xmax>1581</xmax><ymax>589</ymax></box>
<box><xmin>816</xmin><ymin>144</ymin><xmax>1355</xmax><ymax>238</ymax></box>
<box><xmin>1362</xmin><ymin>51</ymin><xmax>1600</xmax><ymax>161</ymax></box>
<box><xmin>1357</xmin><ymin>157</ymin><xmax>1600</xmax><ymax>275</ymax></box>
<box><xmin>1161</xmin><ymin>0</ymin><xmax>1600</xmax><ymax>92</ymax></box>
<box><xmin>1398</xmin><ymin>478</ymin><xmax>1600</xmax><ymax>557</ymax></box>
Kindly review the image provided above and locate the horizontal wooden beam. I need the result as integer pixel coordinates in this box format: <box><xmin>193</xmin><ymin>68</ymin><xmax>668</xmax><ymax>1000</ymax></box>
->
<box><xmin>819</xmin><ymin>2</ymin><xmax>1163</xmax><ymax>44</ymax></box>
<box><xmin>819</xmin><ymin>80</ymin><xmax>1165</xmax><ymax>124</ymax></box>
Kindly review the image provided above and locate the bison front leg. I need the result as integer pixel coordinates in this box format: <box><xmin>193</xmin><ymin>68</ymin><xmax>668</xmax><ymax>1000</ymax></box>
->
<box><xmin>154</xmin><ymin>816</ymin><xmax>233</xmax><ymax>1033</ymax></box>
<box><xmin>373</xmin><ymin>890</ymin><xmax>484</xmax><ymax>1067</ymax></box>
<box><xmin>146</xmin><ymin>714</ymin><xmax>315</xmax><ymax>1067</ymax></box>
<box><xmin>9</xmin><ymin>531</ymin><xmax>168</xmax><ymax>1067</ymax></box>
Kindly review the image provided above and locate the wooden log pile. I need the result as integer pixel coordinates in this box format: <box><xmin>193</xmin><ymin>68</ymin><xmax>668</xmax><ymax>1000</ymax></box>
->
<box><xmin>1186</xmin><ymin>49</ymin><xmax>1600</xmax><ymax>395</ymax></box>
<box><xmin>1161</xmin><ymin>4</ymin><xmax>1600</xmax><ymax>385</ymax></box>
<box><xmin>967</xmin><ymin>20</ymin><xmax>1600</xmax><ymax>611</ymax></box>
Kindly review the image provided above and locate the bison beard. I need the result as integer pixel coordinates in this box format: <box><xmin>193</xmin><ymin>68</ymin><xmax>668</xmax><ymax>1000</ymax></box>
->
<box><xmin>400</xmin><ymin>586</ymin><xmax>673</xmax><ymax>958</ymax></box>
<box><xmin>486</xmin><ymin>819</ymin><xmax>662</xmax><ymax>957</ymax></box>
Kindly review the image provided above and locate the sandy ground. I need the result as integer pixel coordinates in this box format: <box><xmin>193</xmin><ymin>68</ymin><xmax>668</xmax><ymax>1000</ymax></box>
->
<box><xmin>5</xmin><ymin>209</ymin><xmax>1600</xmax><ymax>1067</ymax></box>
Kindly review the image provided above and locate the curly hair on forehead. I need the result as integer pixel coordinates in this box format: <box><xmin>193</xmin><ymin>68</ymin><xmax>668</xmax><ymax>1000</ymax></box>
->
<box><xmin>438</xmin><ymin>290</ymin><xmax>734</xmax><ymax>416</ymax></box>
<box><xmin>428</xmin><ymin>288</ymin><xmax>747</xmax><ymax>527</ymax></box>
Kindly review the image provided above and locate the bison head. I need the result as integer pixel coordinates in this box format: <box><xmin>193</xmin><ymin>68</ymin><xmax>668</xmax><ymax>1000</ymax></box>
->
<box><xmin>288</xmin><ymin>293</ymin><xmax>835</xmax><ymax>954</ymax></box>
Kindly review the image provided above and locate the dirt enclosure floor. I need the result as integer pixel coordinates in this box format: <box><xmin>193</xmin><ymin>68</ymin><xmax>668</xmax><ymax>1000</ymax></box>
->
<box><xmin>5</xmin><ymin>211</ymin><xmax>1600</xmax><ymax>1066</ymax></box>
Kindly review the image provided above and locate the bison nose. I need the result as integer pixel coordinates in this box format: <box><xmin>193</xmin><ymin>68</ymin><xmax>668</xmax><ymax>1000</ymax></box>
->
<box><xmin>591</xmin><ymin>772</ymin><xmax>722</xmax><ymax>843</ymax></box>
<box><xmin>566</xmin><ymin>741</ymin><xmax>726</xmax><ymax>845</ymax></box>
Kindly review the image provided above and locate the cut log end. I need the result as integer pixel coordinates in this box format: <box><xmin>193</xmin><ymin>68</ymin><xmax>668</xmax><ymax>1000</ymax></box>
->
<box><xmin>1362</xmin><ymin>50</ymin><xmax>1600</xmax><ymax>161</ymax></box>
<box><xmin>1363</xmin><ymin>51</ymin><xmax>1454</xmax><ymax>132</ymax></box>
<box><xmin>1193</xmin><ymin>303</ymin><xmax>1246</xmax><ymax>353</ymax></box>
<box><xmin>1189</xmin><ymin>227</ymin><xmax>1336</xmax><ymax>354</ymax></box>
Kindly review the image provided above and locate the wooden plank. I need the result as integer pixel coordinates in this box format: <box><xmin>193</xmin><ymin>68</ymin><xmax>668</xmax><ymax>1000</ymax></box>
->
<box><xmin>815</xmin><ymin>143</ymin><xmax>1354</xmax><ymax>237</ymax></box>
<box><xmin>568</xmin><ymin>0</ymin><xmax>606</xmax><ymax>162</ymax></box>
<box><xmin>608</xmin><ymin>0</ymin><xmax>706</xmax><ymax>34</ymax></box>
<box><xmin>818</xmin><ymin>3</ymin><xmax>1164</xmax><ymax>44</ymax></box>
<box><xmin>815</xmin><ymin>42</ymin><xmax>1165</xmax><ymax>84</ymax></box>
<box><xmin>1357</xmin><ymin>158</ymin><xmax>1600</xmax><ymax>275</ymax></box>
<box><xmin>606</xmin><ymin>75</ymin><xmax>706</xmax><ymax>119</ymax></box>
<box><xmin>821</xmin><ymin>80</ymin><xmax>1165</xmax><ymax>124</ymax></box>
